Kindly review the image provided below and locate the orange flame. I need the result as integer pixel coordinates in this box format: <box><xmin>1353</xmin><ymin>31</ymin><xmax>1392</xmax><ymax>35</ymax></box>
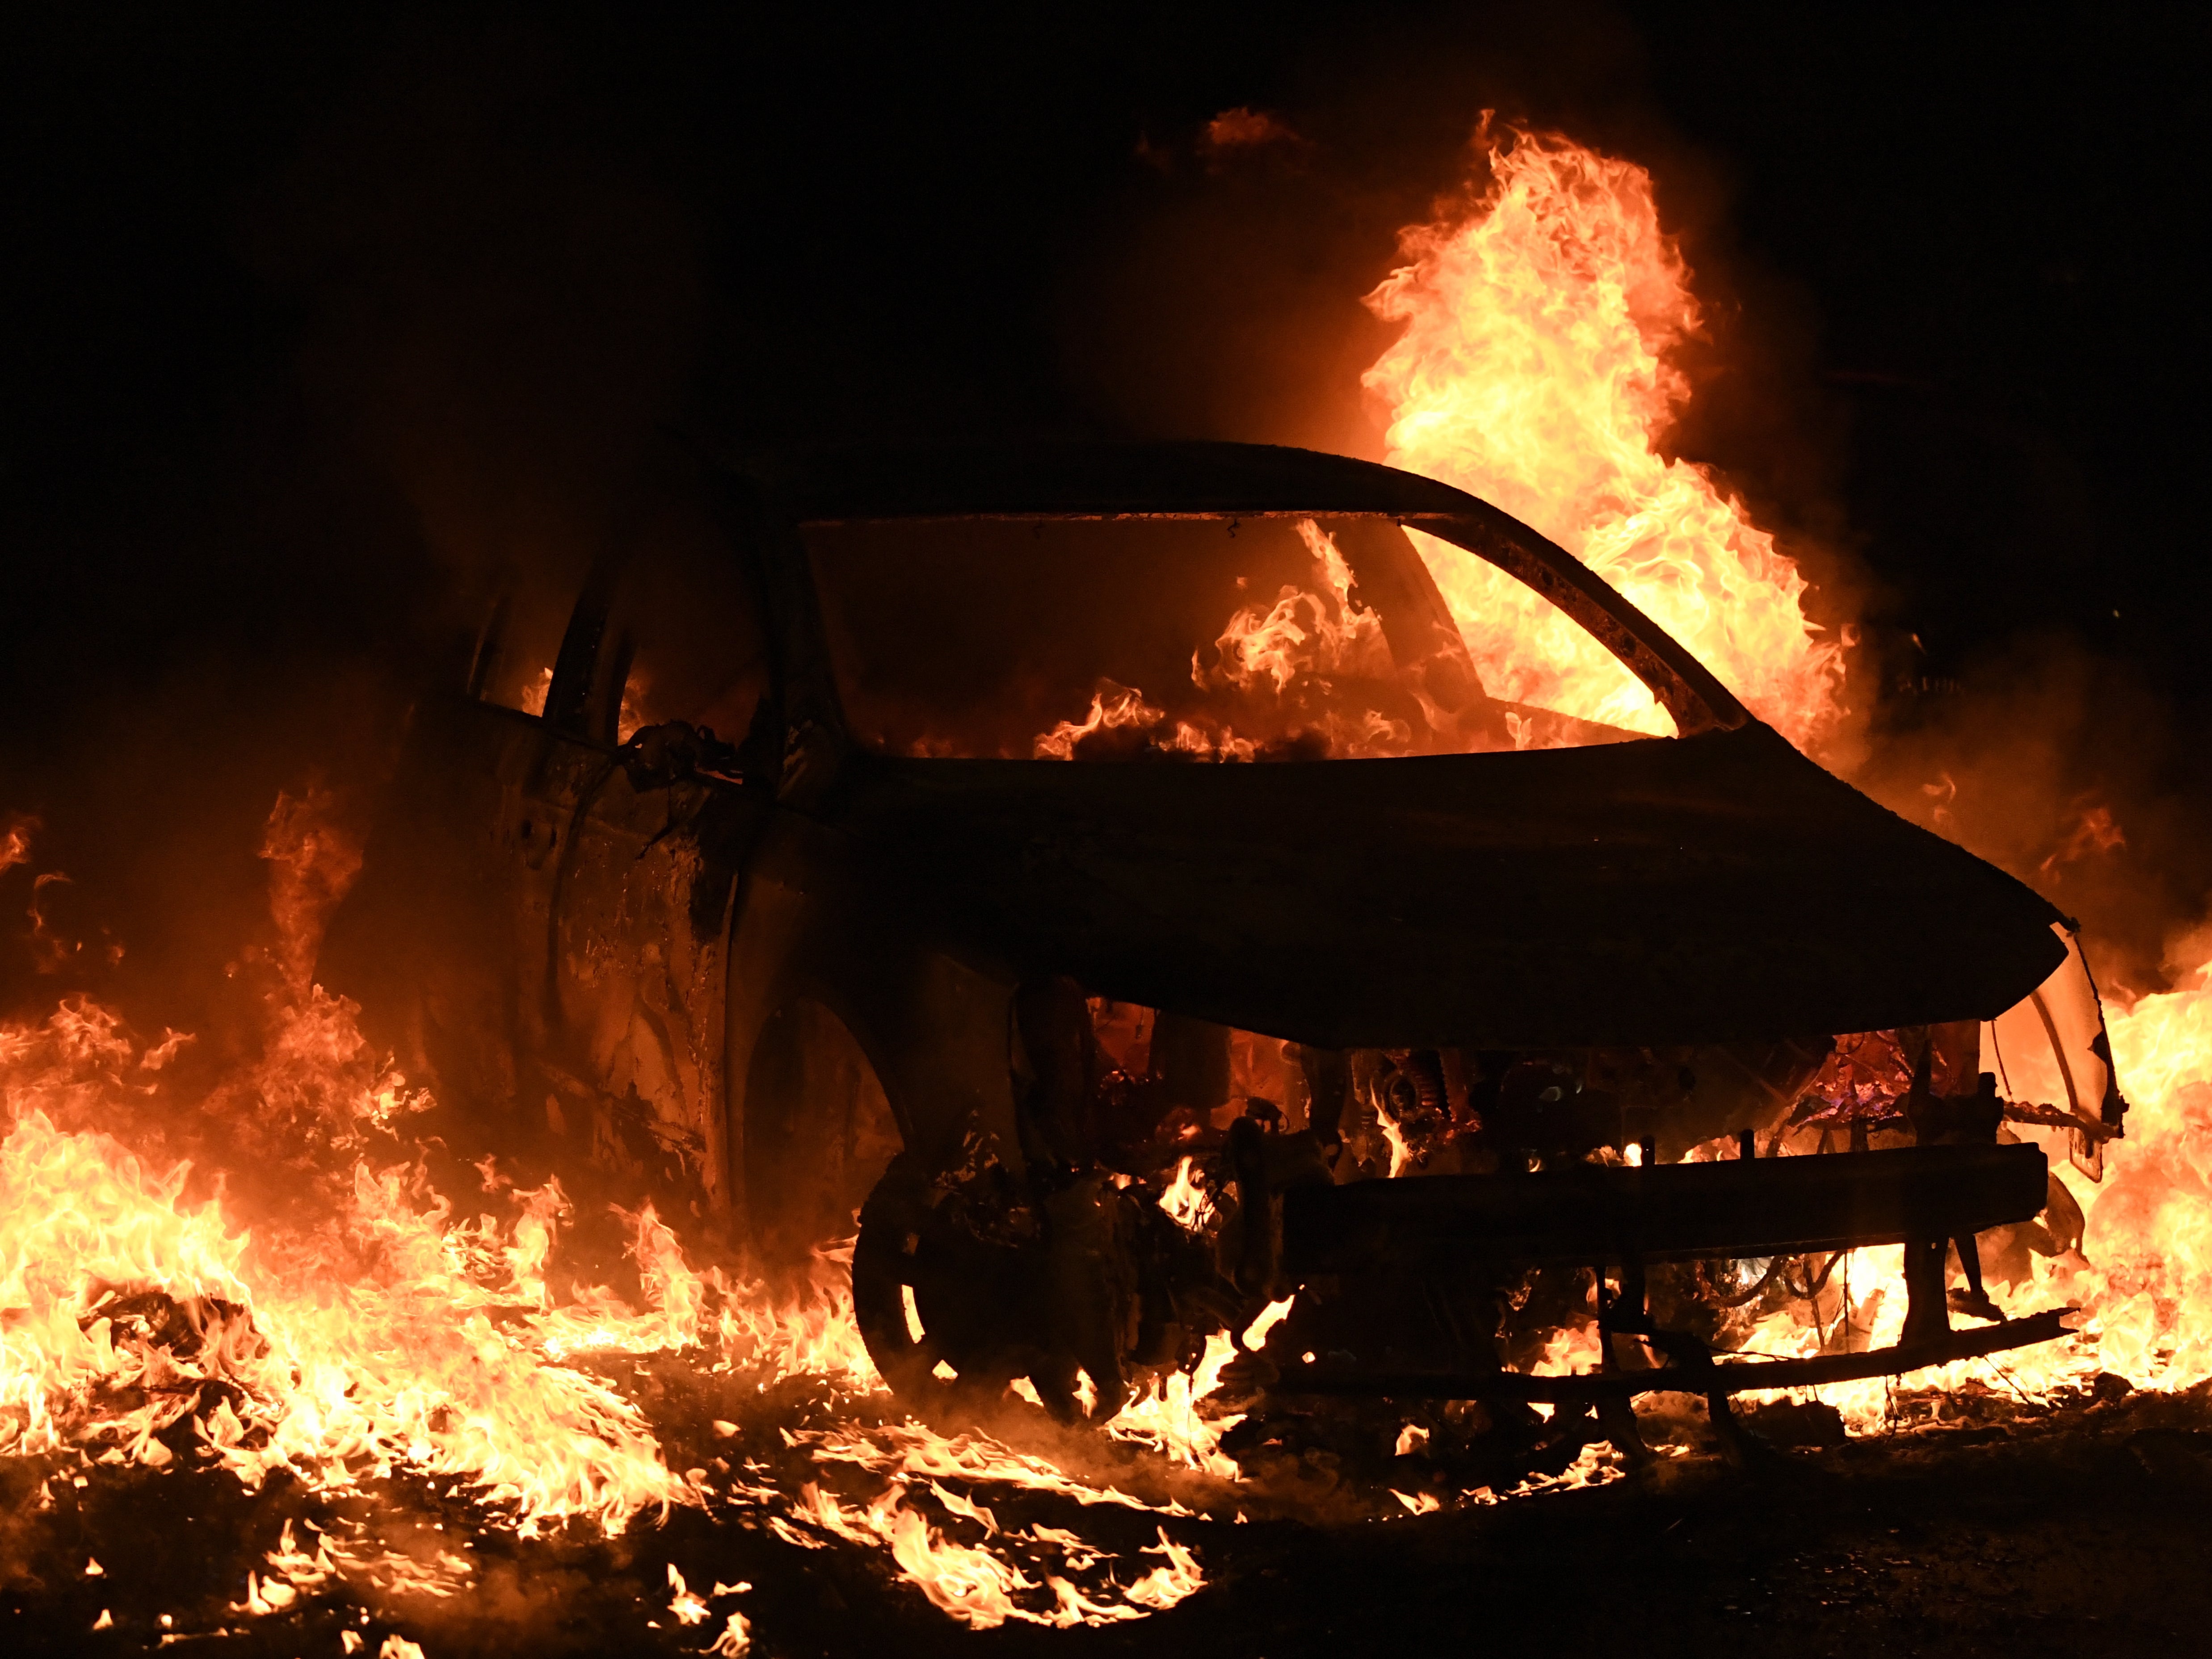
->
<box><xmin>2075</xmin><ymin>960</ymin><xmax>2212</xmax><ymax>1383</ymax></box>
<box><xmin>0</xmin><ymin>996</ymin><xmax>1215</xmax><ymax>1626</ymax></box>
<box><xmin>1034</xmin><ymin>680</ymin><xmax>1165</xmax><ymax>759</ymax></box>
<box><xmin>260</xmin><ymin>786</ymin><xmax>364</xmax><ymax>994</ymax></box>
<box><xmin>1676</xmin><ymin>951</ymin><xmax>2212</xmax><ymax>1428</ymax></box>
<box><xmin>1208</xmin><ymin>520</ymin><xmax>1392</xmax><ymax>696</ymax></box>
<box><xmin>1364</xmin><ymin>123</ymin><xmax>1843</xmax><ymax>750</ymax></box>
<box><xmin>0</xmin><ymin>1099</ymin><xmax>697</xmax><ymax>1532</ymax></box>
<box><xmin>1034</xmin><ymin>520</ymin><xmax>1412</xmax><ymax>762</ymax></box>
<box><xmin>0</xmin><ymin>812</ymin><xmax>36</xmax><ymax>878</ymax></box>
<box><xmin>1158</xmin><ymin>1155</ymin><xmax>1214</xmax><ymax>1230</ymax></box>
<box><xmin>0</xmin><ymin>790</ymin><xmax>1227</xmax><ymax>1636</ymax></box>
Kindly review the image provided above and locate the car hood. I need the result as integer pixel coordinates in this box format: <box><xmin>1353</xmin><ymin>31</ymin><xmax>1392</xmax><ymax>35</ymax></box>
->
<box><xmin>821</xmin><ymin>723</ymin><xmax>2067</xmax><ymax>1050</ymax></box>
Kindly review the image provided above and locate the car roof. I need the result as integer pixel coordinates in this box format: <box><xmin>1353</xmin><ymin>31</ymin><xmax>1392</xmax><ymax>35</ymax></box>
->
<box><xmin>702</xmin><ymin>438</ymin><xmax>1482</xmax><ymax>523</ymax></box>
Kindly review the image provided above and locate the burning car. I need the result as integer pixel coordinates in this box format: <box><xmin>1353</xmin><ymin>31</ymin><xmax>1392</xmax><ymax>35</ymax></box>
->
<box><xmin>322</xmin><ymin>438</ymin><xmax>2127</xmax><ymax>1459</ymax></box>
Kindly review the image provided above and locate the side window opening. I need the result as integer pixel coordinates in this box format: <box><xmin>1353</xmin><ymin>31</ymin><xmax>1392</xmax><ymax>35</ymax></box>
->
<box><xmin>472</xmin><ymin>585</ymin><xmax>576</xmax><ymax>719</ymax></box>
<box><xmin>522</xmin><ymin>470</ymin><xmax>771</xmax><ymax>755</ymax></box>
<box><xmin>605</xmin><ymin>478</ymin><xmax>770</xmax><ymax>752</ymax></box>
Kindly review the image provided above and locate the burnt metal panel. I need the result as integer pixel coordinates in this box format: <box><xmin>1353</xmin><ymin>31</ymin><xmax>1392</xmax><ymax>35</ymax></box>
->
<box><xmin>822</xmin><ymin>721</ymin><xmax>2068</xmax><ymax>1050</ymax></box>
<box><xmin>1277</xmin><ymin>1309</ymin><xmax>2075</xmax><ymax>1402</ymax></box>
<box><xmin>1281</xmin><ymin>1143</ymin><xmax>2050</xmax><ymax>1273</ymax></box>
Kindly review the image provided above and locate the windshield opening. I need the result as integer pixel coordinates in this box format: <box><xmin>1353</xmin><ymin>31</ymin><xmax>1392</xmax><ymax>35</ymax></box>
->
<box><xmin>806</xmin><ymin>514</ymin><xmax>1663</xmax><ymax>760</ymax></box>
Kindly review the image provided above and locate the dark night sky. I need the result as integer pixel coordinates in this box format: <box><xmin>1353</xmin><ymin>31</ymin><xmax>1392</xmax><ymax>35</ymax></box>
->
<box><xmin>1</xmin><ymin>2</ymin><xmax>2207</xmax><ymax>1001</ymax></box>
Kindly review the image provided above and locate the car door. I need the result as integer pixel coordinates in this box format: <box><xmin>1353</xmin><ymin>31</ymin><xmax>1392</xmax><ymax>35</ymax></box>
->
<box><xmin>534</xmin><ymin>474</ymin><xmax>780</xmax><ymax>1212</ymax></box>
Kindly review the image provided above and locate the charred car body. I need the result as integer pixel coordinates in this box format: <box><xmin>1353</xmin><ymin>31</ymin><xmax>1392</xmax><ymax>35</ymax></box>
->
<box><xmin>324</xmin><ymin>441</ymin><xmax>2126</xmax><ymax>1455</ymax></box>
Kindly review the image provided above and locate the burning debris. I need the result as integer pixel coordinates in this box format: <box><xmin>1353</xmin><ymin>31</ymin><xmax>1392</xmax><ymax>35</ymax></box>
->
<box><xmin>0</xmin><ymin>848</ymin><xmax>1224</xmax><ymax>1642</ymax></box>
<box><xmin>4</xmin><ymin>119</ymin><xmax>2212</xmax><ymax>1659</ymax></box>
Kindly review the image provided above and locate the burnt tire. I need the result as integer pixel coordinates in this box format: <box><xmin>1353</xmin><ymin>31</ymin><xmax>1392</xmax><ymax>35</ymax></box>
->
<box><xmin>852</xmin><ymin>1158</ymin><xmax>1085</xmax><ymax>1420</ymax></box>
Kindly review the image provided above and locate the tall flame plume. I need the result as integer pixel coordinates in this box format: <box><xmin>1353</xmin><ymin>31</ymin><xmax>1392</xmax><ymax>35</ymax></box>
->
<box><xmin>1366</xmin><ymin>123</ymin><xmax>1844</xmax><ymax>749</ymax></box>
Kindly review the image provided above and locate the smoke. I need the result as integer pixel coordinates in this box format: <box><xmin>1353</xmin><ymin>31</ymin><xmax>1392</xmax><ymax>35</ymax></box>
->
<box><xmin>2</xmin><ymin>4</ymin><xmax>2205</xmax><ymax>1025</ymax></box>
<box><xmin>1853</xmin><ymin>635</ymin><xmax>2212</xmax><ymax>995</ymax></box>
<box><xmin>1055</xmin><ymin>9</ymin><xmax>1675</xmax><ymax>457</ymax></box>
<box><xmin>0</xmin><ymin>12</ymin><xmax>708</xmax><ymax>1032</ymax></box>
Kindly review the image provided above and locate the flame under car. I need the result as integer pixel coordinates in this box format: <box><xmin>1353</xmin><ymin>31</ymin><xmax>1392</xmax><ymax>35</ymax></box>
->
<box><xmin>321</xmin><ymin>440</ymin><xmax>2125</xmax><ymax>1454</ymax></box>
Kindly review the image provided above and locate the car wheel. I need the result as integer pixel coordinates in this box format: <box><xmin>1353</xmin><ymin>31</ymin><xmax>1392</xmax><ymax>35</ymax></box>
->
<box><xmin>851</xmin><ymin>1157</ymin><xmax>1088</xmax><ymax>1420</ymax></box>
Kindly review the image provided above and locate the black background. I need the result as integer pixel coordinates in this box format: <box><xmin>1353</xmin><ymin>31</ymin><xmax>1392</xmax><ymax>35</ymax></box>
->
<box><xmin>2</xmin><ymin>2</ymin><xmax>2207</xmax><ymax>1006</ymax></box>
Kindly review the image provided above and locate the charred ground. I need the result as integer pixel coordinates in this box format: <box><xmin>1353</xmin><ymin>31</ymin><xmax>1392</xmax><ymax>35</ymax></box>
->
<box><xmin>4</xmin><ymin>1376</ymin><xmax>2207</xmax><ymax>1658</ymax></box>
